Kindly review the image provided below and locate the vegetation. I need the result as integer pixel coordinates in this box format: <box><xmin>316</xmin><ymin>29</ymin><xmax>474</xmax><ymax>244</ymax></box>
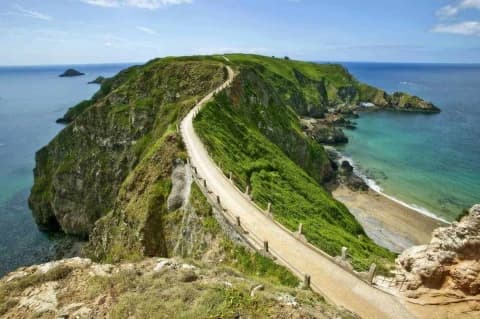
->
<box><xmin>31</xmin><ymin>53</ymin><xmax>399</xmax><ymax>272</ymax></box>
<box><xmin>188</xmin><ymin>181</ymin><xmax>299</xmax><ymax>287</ymax></box>
<box><xmin>0</xmin><ymin>264</ymin><xmax>73</xmax><ymax>315</ymax></box>
<box><xmin>195</xmin><ymin>55</ymin><xmax>396</xmax><ymax>273</ymax></box>
<box><xmin>30</xmin><ymin>58</ymin><xmax>226</xmax><ymax>236</ymax></box>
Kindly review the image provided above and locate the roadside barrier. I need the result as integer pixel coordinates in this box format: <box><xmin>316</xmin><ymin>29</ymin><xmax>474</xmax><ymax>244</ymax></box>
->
<box><xmin>180</xmin><ymin>65</ymin><xmax>401</xmax><ymax>306</ymax></box>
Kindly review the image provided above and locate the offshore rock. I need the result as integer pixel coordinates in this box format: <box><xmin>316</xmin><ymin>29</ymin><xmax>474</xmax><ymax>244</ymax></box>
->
<box><xmin>59</xmin><ymin>69</ymin><xmax>84</xmax><ymax>77</ymax></box>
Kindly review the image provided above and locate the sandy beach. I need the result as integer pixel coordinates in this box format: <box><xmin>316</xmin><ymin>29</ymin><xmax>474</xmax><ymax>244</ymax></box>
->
<box><xmin>332</xmin><ymin>185</ymin><xmax>448</xmax><ymax>253</ymax></box>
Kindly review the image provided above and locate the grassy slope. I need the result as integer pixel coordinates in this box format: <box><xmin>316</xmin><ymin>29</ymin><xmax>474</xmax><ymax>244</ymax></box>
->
<box><xmin>195</xmin><ymin>55</ymin><xmax>395</xmax><ymax>273</ymax></box>
<box><xmin>30</xmin><ymin>57</ymin><xmax>227</xmax><ymax>235</ymax></box>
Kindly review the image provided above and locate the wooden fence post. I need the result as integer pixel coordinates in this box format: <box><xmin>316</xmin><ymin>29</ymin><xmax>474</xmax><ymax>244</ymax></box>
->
<box><xmin>216</xmin><ymin>195</ymin><xmax>221</xmax><ymax>205</ymax></box>
<box><xmin>236</xmin><ymin>216</ymin><xmax>241</xmax><ymax>227</ymax></box>
<box><xmin>298</xmin><ymin>223</ymin><xmax>303</xmax><ymax>235</ymax></box>
<box><xmin>368</xmin><ymin>263</ymin><xmax>377</xmax><ymax>285</ymax></box>
<box><xmin>341</xmin><ymin>247</ymin><xmax>348</xmax><ymax>261</ymax></box>
<box><xmin>303</xmin><ymin>274</ymin><xmax>311</xmax><ymax>289</ymax></box>
<box><xmin>263</xmin><ymin>241</ymin><xmax>269</xmax><ymax>253</ymax></box>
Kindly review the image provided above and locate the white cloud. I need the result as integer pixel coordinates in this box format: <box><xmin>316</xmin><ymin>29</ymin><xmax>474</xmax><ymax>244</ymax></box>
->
<box><xmin>81</xmin><ymin>0</ymin><xmax>192</xmax><ymax>9</ymax></box>
<box><xmin>436</xmin><ymin>5</ymin><xmax>459</xmax><ymax>17</ymax></box>
<box><xmin>432</xmin><ymin>21</ymin><xmax>480</xmax><ymax>35</ymax></box>
<box><xmin>436</xmin><ymin>0</ymin><xmax>480</xmax><ymax>17</ymax></box>
<box><xmin>136</xmin><ymin>26</ymin><xmax>157</xmax><ymax>35</ymax></box>
<box><xmin>461</xmin><ymin>0</ymin><xmax>480</xmax><ymax>9</ymax></box>
<box><xmin>11</xmin><ymin>5</ymin><xmax>52</xmax><ymax>21</ymax></box>
<box><xmin>82</xmin><ymin>0</ymin><xmax>119</xmax><ymax>7</ymax></box>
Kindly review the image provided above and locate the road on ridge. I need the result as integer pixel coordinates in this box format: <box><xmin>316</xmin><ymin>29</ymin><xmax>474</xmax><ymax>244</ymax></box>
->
<box><xmin>180</xmin><ymin>64</ymin><xmax>416</xmax><ymax>319</ymax></box>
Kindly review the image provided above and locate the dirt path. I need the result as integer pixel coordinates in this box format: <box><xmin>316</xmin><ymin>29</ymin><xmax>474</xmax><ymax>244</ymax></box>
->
<box><xmin>180</xmin><ymin>64</ymin><xmax>416</xmax><ymax>319</ymax></box>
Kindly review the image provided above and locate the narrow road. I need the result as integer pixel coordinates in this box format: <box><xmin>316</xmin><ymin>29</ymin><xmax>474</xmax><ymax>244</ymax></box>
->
<box><xmin>180</xmin><ymin>65</ymin><xmax>416</xmax><ymax>319</ymax></box>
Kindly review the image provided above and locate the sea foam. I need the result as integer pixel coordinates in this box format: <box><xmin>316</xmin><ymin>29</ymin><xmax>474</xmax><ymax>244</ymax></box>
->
<box><xmin>327</xmin><ymin>146</ymin><xmax>449</xmax><ymax>223</ymax></box>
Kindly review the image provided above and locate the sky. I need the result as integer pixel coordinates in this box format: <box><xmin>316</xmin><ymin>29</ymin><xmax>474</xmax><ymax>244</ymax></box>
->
<box><xmin>0</xmin><ymin>0</ymin><xmax>480</xmax><ymax>65</ymax></box>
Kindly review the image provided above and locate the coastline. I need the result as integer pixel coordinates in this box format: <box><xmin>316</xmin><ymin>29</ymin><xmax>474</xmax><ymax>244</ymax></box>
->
<box><xmin>333</xmin><ymin>185</ymin><xmax>447</xmax><ymax>253</ymax></box>
<box><xmin>332</xmin><ymin>185</ymin><xmax>447</xmax><ymax>252</ymax></box>
<box><xmin>326</xmin><ymin>145</ymin><xmax>449</xmax><ymax>252</ymax></box>
<box><xmin>325</xmin><ymin>144</ymin><xmax>453</xmax><ymax>252</ymax></box>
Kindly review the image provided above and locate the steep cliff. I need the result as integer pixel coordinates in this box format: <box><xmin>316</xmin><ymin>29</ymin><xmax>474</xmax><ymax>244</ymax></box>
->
<box><xmin>194</xmin><ymin>56</ymin><xmax>396</xmax><ymax>273</ymax></box>
<box><xmin>29</xmin><ymin>54</ymin><xmax>436</xmax><ymax>271</ymax></box>
<box><xmin>4</xmin><ymin>183</ymin><xmax>358</xmax><ymax>318</ymax></box>
<box><xmin>29</xmin><ymin>58</ymin><xmax>227</xmax><ymax>236</ymax></box>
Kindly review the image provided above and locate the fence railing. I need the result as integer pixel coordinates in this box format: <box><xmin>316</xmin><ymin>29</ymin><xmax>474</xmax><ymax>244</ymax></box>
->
<box><xmin>189</xmin><ymin>155</ymin><xmax>379</xmax><ymax>283</ymax></box>
<box><xmin>189</xmin><ymin>165</ymin><xmax>337</xmax><ymax>303</ymax></box>
<box><xmin>181</xmin><ymin>67</ymin><xmax>389</xmax><ymax>304</ymax></box>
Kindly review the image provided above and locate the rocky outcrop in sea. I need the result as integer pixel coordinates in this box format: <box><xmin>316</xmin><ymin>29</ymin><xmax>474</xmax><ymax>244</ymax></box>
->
<box><xmin>59</xmin><ymin>69</ymin><xmax>85</xmax><ymax>77</ymax></box>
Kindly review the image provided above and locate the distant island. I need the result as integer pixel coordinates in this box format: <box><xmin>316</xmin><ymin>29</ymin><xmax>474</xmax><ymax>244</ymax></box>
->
<box><xmin>59</xmin><ymin>69</ymin><xmax>85</xmax><ymax>77</ymax></box>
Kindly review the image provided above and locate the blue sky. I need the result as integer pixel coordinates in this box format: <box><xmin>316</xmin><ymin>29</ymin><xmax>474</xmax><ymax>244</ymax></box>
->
<box><xmin>1</xmin><ymin>0</ymin><xmax>480</xmax><ymax>65</ymax></box>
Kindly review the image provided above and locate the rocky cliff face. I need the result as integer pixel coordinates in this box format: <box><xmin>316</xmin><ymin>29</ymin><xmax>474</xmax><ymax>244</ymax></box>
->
<box><xmin>396</xmin><ymin>204</ymin><xmax>480</xmax><ymax>296</ymax></box>
<box><xmin>29</xmin><ymin>59</ymin><xmax>226</xmax><ymax>237</ymax></box>
<box><xmin>226</xmin><ymin>66</ymin><xmax>335</xmax><ymax>183</ymax></box>
<box><xmin>30</xmin><ymin>55</ymin><xmax>438</xmax><ymax>238</ymax></box>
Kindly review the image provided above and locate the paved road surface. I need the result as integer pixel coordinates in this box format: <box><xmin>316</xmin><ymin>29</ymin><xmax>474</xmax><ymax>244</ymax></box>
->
<box><xmin>180</xmin><ymin>65</ymin><xmax>416</xmax><ymax>319</ymax></box>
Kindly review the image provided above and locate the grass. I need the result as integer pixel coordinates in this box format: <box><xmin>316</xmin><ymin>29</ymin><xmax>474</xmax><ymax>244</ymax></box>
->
<box><xmin>194</xmin><ymin>56</ymin><xmax>396</xmax><ymax>274</ymax></box>
<box><xmin>220</xmin><ymin>239</ymin><xmax>299</xmax><ymax>287</ymax></box>
<box><xmin>86</xmin><ymin>268</ymin><xmax>279</xmax><ymax>319</ymax></box>
<box><xmin>188</xmin><ymin>181</ymin><xmax>298</xmax><ymax>287</ymax></box>
<box><xmin>0</xmin><ymin>264</ymin><xmax>73</xmax><ymax>315</ymax></box>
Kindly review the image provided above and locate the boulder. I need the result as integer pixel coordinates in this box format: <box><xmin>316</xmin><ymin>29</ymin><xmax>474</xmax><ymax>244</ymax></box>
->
<box><xmin>395</xmin><ymin>204</ymin><xmax>480</xmax><ymax>295</ymax></box>
<box><xmin>340</xmin><ymin>160</ymin><xmax>354</xmax><ymax>174</ymax></box>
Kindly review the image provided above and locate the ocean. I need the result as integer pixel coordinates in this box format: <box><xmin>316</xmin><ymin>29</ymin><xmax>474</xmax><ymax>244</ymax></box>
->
<box><xmin>0</xmin><ymin>61</ymin><xmax>478</xmax><ymax>276</ymax></box>
<box><xmin>0</xmin><ymin>63</ymin><xmax>133</xmax><ymax>276</ymax></box>
<box><xmin>338</xmin><ymin>62</ymin><xmax>480</xmax><ymax>222</ymax></box>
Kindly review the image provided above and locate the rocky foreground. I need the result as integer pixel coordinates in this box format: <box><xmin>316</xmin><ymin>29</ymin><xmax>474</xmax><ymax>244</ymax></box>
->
<box><xmin>0</xmin><ymin>257</ymin><xmax>358</xmax><ymax>319</ymax></box>
<box><xmin>396</xmin><ymin>204</ymin><xmax>480</xmax><ymax>300</ymax></box>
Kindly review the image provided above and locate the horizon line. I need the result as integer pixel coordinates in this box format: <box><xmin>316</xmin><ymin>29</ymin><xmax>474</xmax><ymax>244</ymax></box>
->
<box><xmin>1</xmin><ymin>55</ymin><xmax>480</xmax><ymax>68</ymax></box>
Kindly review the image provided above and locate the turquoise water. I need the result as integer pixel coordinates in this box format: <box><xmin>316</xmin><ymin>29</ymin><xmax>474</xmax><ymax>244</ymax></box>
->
<box><xmin>338</xmin><ymin>63</ymin><xmax>480</xmax><ymax>221</ymax></box>
<box><xmin>0</xmin><ymin>63</ymin><xmax>132</xmax><ymax>276</ymax></box>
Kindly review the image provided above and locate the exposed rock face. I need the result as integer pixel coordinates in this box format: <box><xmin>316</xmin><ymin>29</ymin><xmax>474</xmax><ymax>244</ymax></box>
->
<box><xmin>301</xmin><ymin>117</ymin><xmax>348</xmax><ymax>145</ymax></box>
<box><xmin>167</xmin><ymin>159</ymin><xmax>192</xmax><ymax>212</ymax></box>
<box><xmin>59</xmin><ymin>69</ymin><xmax>84</xmax><ymax>77</ymax></box>
<box><xmin>396</xmin><ymin>204</ymin><xmax>480</xmax><ymax>296</ymax></box>
<box><xmin>29</xmin><ymin>60</ymin><xmax>226</xmax><ymax>236</ymax></box>
<box><xmin>389</xmin><ymin>92</ymin><xmax>439</xmax><ymax>112</ymax></box>
<box><xmin>227</xmin><ymin>67</ymin><xmax>335</xmax><ymax>183</ymax></box>
<box><xmin>338</xmin><ymin>160</ymin><xmax>369</xmax><ymax>191</ymax></box>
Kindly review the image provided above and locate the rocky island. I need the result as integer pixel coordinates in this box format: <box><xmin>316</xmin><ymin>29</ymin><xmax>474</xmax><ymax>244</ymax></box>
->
<box><xmin>3</xmin><ymin>54</ymin><xmax>471</xmax><ymax>318</ymax></box>
<box><xmin>59</xmin><ymin>69</ymin><xmax>85</xmax><ymax>77</ymax></box>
